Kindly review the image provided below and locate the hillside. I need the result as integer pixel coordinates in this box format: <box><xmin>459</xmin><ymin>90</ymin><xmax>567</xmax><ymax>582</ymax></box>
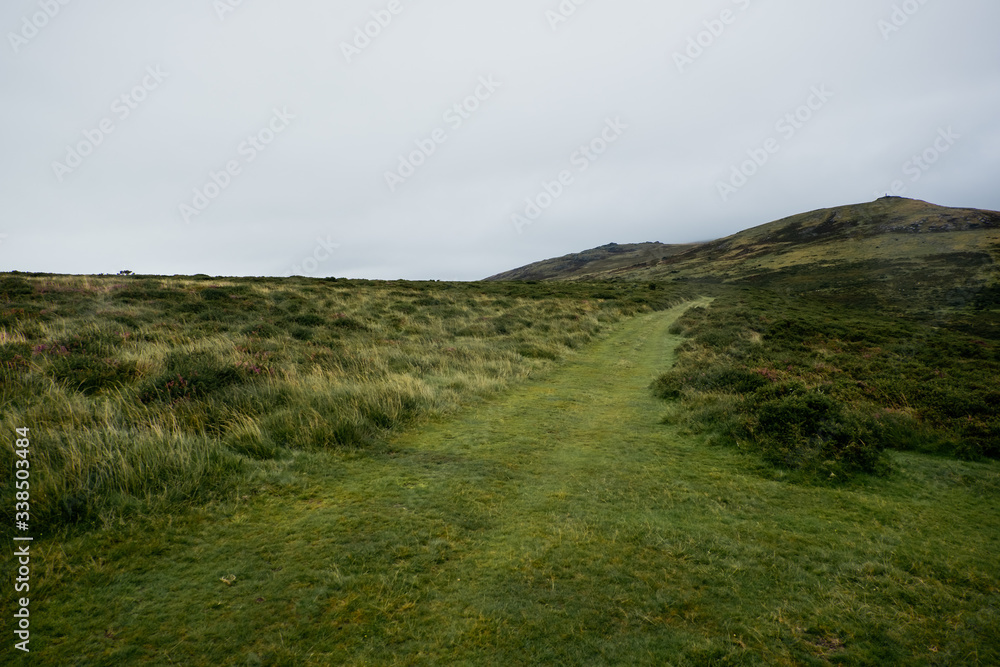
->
<box><xmin>490</xmin><ymin>197</ymin><xmax>1000</xmax><ymax>290</ymax></box>
<box><xmin>486</xmin><ymin>242</ymin><xmax>698</xmax><ymax>281</ymax></box>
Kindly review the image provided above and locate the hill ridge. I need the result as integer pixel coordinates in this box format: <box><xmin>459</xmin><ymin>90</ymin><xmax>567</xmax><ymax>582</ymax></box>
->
<box><xmin>488</xmin><ymin>197</ymin><xmax>1000</xmax><ymax>285</ymax></box>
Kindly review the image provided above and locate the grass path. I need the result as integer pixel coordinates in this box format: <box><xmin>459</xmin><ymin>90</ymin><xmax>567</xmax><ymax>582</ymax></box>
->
<box><xmin>20</xmin><ymin>300</ymin><xmax>1000</xmax><ymax>665</ymax></box>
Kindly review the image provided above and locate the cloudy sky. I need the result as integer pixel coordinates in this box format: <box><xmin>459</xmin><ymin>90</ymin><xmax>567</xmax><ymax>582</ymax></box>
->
<box><xmin>1</xmin><ymin>0</ymin><xmax>998</xmax><ymax>280</ymax></box>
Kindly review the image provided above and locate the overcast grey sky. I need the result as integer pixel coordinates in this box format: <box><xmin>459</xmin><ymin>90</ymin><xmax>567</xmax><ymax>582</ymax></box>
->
<box><xmin>1</xmin><ymin>0</ymin><xmax>998</xmax><ymax>280</ymax></box>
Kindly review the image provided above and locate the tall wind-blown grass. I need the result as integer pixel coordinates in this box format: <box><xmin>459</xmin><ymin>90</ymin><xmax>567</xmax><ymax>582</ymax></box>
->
<box><xmin>0</xmin><ymin>274</ymin><xmax>690</xmax><ymax>533</ymax></box>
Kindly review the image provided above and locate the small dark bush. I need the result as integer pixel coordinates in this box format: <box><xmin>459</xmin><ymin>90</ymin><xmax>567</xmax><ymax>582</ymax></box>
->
<box><xmin>292</xmin><ymin>313</ymin><xmax>325</xmax><ymax>327</ymax></box>
<box><xmin>651</xmin><ymin>372</ymin><xmax>683</xmax><ymax>400</ymax></box>
<box><xmin>290</xmin><ymin>326</ymin><xmax>313</xmax><ymax>341</ymax></box>
<box><xmin>698</xmin><ymin>367</ymin><xmax>771</xmax><ymax>394</ymax></box>
<box><xmin>243</xmin><ymin>322</ymin><xmax>280</xmax><ymax>338</ymax></box>
<box><xmin>201</xmin><ymin>286</ymin><xmax>250</xmax><ymax>300</ymax></box>
<box><xmin>746</xmin><ymin>385</ymin><xmax>888</xmax><ymax>476</ymax></box>
<box><xmin>263</xmin><ymin>409</ymin><xmax>368</xmax><ymax>449</ymax></box>
<box><xmin>0</xmin><ymin>277</ymin><xmax>34</xmax><ymax>297</ymax></box>
<box><xmin>225</xmin><ymin>430</ymin><xmax>280</xmax><ymax>460</ymax></box>
<box><xmin>870</xmin><ymin>411</ymin><xmax>957</xmax><ymax>457</ymax></box>
<box><xmin>518</xmin><ymin>345</ymin><xmax>559</xmax><ymax>361</ymax></box>
<box><xmin>0</xmin><ymin>343</ymin><xmax>32</xmax><ymax>370</ymax></box>
<box><xmin>49</xmin><ymin>355</ymin><xmax>139</xmax><ymax>395</ymax></box>
<box><xmin>177</xmin><ymin>302</ymin><xmax>207</xmax><ymax>314</ymax></box>
<box><xmin>765</xmin><ymin>318</ymin><xmax>821</xmax><ymax>344</ymax></box>
<box><xmin>695</xmin><ymin>328</ymin><xmax>740</xmax><ymax>349</ymax></box>
<box><xmin>140</xmin><ymin>351</ymin><xmax>248</xmax><ymax>404</ymax></box>
<box><xmin>393</xmin><ymin>303</ymin><xmax>418</xmax><ymax>314</ymax></box>
<box><xmin>330</xmin><ymin>315</ymin><xmax>367</xmax><ymax>330</ymax></box>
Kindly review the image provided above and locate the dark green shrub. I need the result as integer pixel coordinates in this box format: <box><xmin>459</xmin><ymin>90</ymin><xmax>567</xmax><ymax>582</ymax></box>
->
<box><xmin>695</xmin><ymin>328</ymin><xmax>740</xmax><ymax>349</ymax></box>
<box><xmin>330</xmin><ymin>315</ymin><xmax>367</xmax><ymax>330</ymax></box>
<box><xmin>699</xmin><ymin>367</ymin><xmax>771</xmax><ymax>394</ymax></box>
<box><xmin>957</xmin><ymin>416</ymin><xmax>1000</xmax><ymax>459</ymax></box>
<box><xmin>765</xmin><ymin>318</ymin><xmax>821</xmax><ymax>344</ymax></box>
<box><xmin>243</xmin><ymin>322</ymin><xmax>280</xmax><ymax>338</ymax></box>
<box><xmin>746</xmin><ymin>386</ymin><xmax>888</xmax><ymax>476</ymax></box>
<box><xmin>292</xmin><ymin>313</ymin><xmax>325</xmax><ymax>327</ymax></box>
<box><xmin>651</xmin><ymin>372</ymin><xmax>683</xmax><ymax>400</ymax></box>
<box><xmin>751</xmin><ymin>384</ymin><xmax>841</xmax><ymax>436</ymax></box>
<box><xmin>518</xmin><ymin>345</ymin><xmax>559</xmax><ymax>361</ymax></box>
<box><xmin>0</xmin><ymin>277</ymin><xmax>34</xmax><ymax>297</ymax></box>
<box><xmin>290</xmin><ymin>326</ymin><xmax>313</xmax><ymax>341</ymax></box>
<box><xmin>0</xmin><ymin>343</ymin><xmax>31</xmax><ymax>369</ymax></box>
<box><xmin>49</xmin><ymin>355</ymin><xmax>139</xmax><ymax>395</ymax></box>
<box><xmin>653</xmin><ymin>282</ymin><xmax>1000</xmax><ymax>479</ymax></box>
<box><xmin>493</xmin><ymin>315</ymin><xmax>528</xmax><ymax>335</ymax></box>
<box><xmin>201</xmin><ymin>286</ymin><xmax>249</xmax><ymax>301</ymax></box>
<box><xmin>870</xmin><ymin>411</ymin><xmax>958</xmax><ymax>457</ymax></box>
<box><xmin>393</xmin><ymin>303</ymin><xmax>418</xmax><ymax>314</ymax></box>
<box><xmin>140</xmin><ymin>351</ymin><xmax>248</xmax><ymax>404</ymax></box>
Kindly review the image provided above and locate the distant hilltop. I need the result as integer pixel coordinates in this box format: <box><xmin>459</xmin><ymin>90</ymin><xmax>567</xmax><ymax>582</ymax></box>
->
<box><xmin>487</xmin><ymin>198</ymin><xmax>1000</xmax><ymax>287</ymax></box>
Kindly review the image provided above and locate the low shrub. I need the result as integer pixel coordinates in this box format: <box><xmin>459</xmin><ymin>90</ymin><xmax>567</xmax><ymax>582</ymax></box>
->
<box><xmin>292</xmin><ymin>313</ymin><xmax>325</xmax><ymax>327</ymax></box>
<box><xmin>745</xmin><ymin>384</ymin><xmax>888</xmax><ymax>476</ymax></box>
<box><xmin>243</xmin><ymin>321</ymin><xmax>281</xmax><ymax>338</ymax></box>
<box><xmin>48</xmin><ymin>355</ymin><xmax>139</xmax><ymax>395</ymax></box>
<box><xmin>139</xmin><ymin>351</ymin><xmax>249</xmax><ymax>404</ymax></box>
<box><xmin>651</xmin><ymin>372</ymin><xmax>684</xmax><ymax>400</ymax></box>
<box><xmin>654</xmin><ymin>287</ymin><xmax>999</xmax><ymax>480</ymax></box>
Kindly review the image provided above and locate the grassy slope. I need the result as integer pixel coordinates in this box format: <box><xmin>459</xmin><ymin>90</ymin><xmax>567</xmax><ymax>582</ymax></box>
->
<box><xmin>486</xmin><ymin>243</ymin><xmax>697</xmax><ymax>282</ymax></box>
<box><xmin>498</xmin><ymin>198</ymin><xmax>1000</xmax><ymax>286</ymax></box>
<box><xmin>11</xmin><ymin>301</ymin><xmax>999</xmax><ymax>665</ymax></box>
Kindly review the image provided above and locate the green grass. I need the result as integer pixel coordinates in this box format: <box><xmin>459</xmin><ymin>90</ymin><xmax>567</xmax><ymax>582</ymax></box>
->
<box><xmin>0</xmin><ymin>275</ymin><xmax>689</xmax><ymax>534</ymax></box>
<box><xmin>4</xmin><ymin>301</ymin><xmax>998</xmax><ymax>665</ymax></box>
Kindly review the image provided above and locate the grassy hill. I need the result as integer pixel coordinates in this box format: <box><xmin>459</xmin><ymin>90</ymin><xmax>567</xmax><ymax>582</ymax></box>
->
<box><xmin>492</xmin><ymin>197</ymin><xmax>1000</xmax><ymax>295</ymax></box>
<box><xmin>486</xmin><ymin>242</ymin><xmax>699</xmax><ymax>281</ymax></box>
